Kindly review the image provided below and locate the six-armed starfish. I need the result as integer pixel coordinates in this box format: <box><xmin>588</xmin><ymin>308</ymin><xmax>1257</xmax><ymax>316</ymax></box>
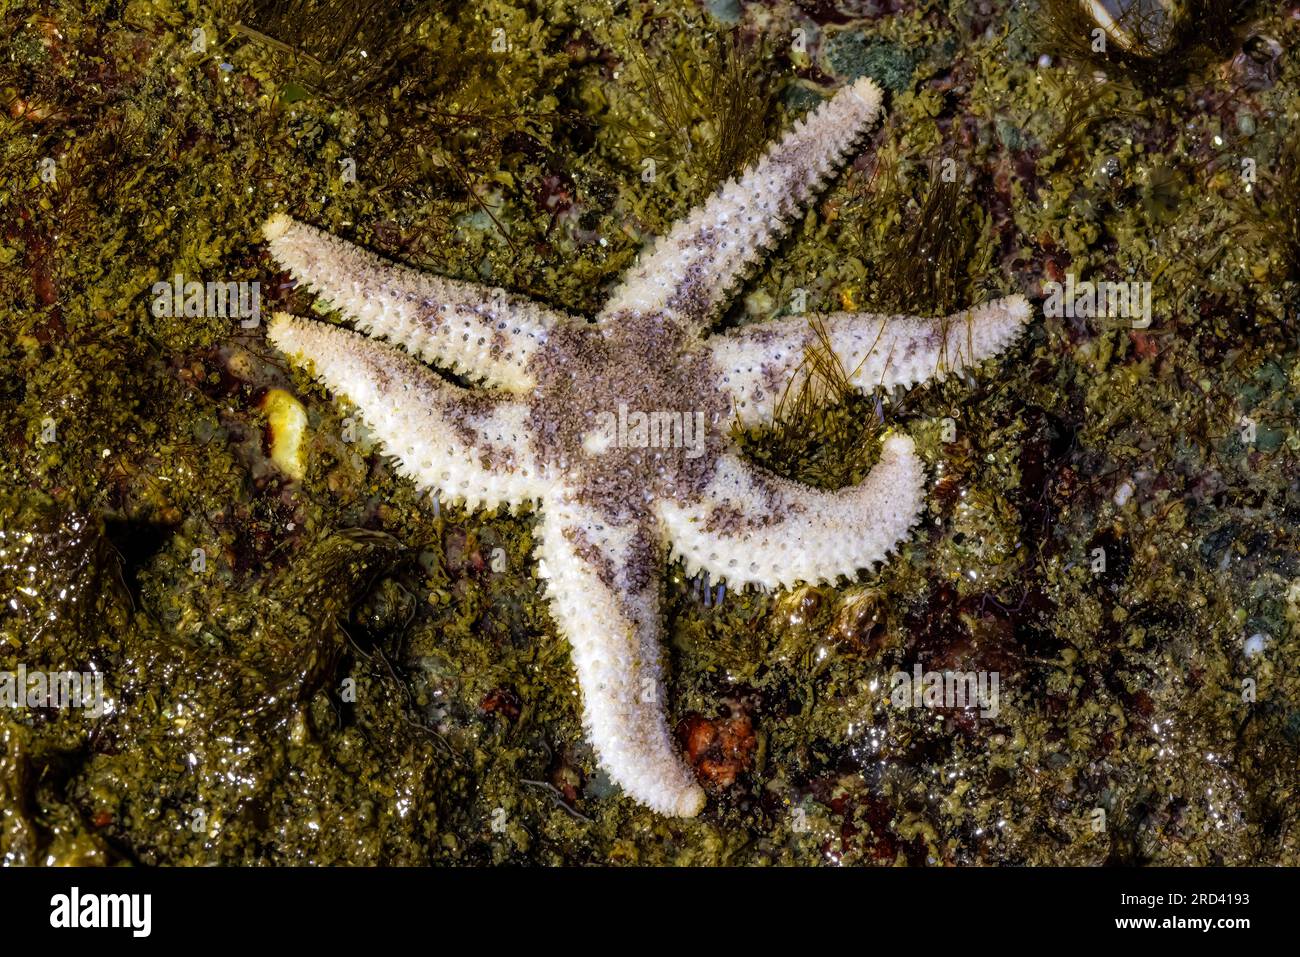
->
<box><xmin>263</xmin><ymin>76</ymin><xmax>1031</xmax><ymax>817</ymax></box>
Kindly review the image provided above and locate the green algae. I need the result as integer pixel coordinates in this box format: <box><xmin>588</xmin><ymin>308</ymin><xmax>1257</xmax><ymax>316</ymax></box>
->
<box><xmin>820</xmin><ymin>29</ymin><xmax>916</xmax><ymax>95</ymax></box>
<box><xmin>1</xmin><ymin>0</ymin><xmax>1298</xmax><ymax>866</ymax></box>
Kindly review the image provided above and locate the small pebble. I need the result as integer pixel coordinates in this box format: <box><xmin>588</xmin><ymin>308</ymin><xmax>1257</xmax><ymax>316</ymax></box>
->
<box><xmin>1113</xmin><ymin>479</ymin><xmax>1134</xmax><ymax>507</ymax></box>
<box><xmin>1244</xmin><ymin>632</ymin><xmax>1268</xmax><ymax>659</ymax></box>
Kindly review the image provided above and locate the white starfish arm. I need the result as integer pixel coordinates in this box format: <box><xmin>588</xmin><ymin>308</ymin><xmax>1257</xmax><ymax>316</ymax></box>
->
<box><xmin>264</xmin><ymin>215</ymin><xmax>567</xmax><ymax>392</ymax></box>
<box><xmin>268</xmin><ymin>313</ymin><xmax>553</xmax><ymax>511</ymax></box>
<box><xmin>598</xmin><ymin>77</ymin><xmax>884</xmax><ymax>332</ymax></box>
<box><xmin>656</xmin><ymin>434</ymin><xmax>925</xmax><ymax>590</ymax></box>
<box><xmin>534</xmin><ymin>496</ymin><xmax>705</xmax><ymax>818</ymax></box>
<box><xmin>710</xmin><ymin>294</ymin><xmax>1032</xmax><ymax>427</ymax></box>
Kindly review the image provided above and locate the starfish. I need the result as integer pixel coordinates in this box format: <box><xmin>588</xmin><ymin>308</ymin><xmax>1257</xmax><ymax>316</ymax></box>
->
<box><xmin>262</xmin><ymin>76</ymin><xmax>1031</xmax><ymax>817</ymax></box>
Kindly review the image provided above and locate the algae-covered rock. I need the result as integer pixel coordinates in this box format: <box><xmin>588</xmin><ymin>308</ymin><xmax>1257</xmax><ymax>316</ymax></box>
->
<box><xmin>820</xmin><ymin>30</ymin><xmax>917</xmax><ymax>93</ymax></box>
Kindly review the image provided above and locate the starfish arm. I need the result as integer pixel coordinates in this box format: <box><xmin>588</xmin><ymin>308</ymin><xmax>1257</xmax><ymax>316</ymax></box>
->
<box><xmin>710</xmin><ymin>294</ymin><xmax>1032</xmax><ymax>427</ymax></box>
<box><xmin>597</xmin><ymin>77</ymin><xmax>884</xmax><ymax>333</ymax></box>
<box><xmin>656</xmin><ymin>434</ymin><xmax>925</xmax><ymax>590</ymax></box>
<box><xmin>534</xmin><ymin>496</ymin><xmax>705</xmax><ymax>818</ymax></box>
<box><xmin>268</xmin><ymin>313</ymin><xmax>552</xmax><ymax>511</ymax></box>
<box><xmin>264</xmin><ymin>215</ymin><xmax>565</xmax><ymax>392</ymax></box>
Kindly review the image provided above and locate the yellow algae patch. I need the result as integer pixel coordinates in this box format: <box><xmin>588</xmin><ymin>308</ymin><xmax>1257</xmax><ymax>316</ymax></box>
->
<box><xmin>260</xmin><ymin>388</ymin><xmax>308</xmax><ymax>480</ymax></box>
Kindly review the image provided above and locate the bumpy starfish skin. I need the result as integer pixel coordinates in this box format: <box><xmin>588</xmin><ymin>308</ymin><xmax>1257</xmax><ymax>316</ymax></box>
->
<box><xmin>262</xmin><ymin>76</ymin><xmax>1031</xmax><ymax>817</ymax></box>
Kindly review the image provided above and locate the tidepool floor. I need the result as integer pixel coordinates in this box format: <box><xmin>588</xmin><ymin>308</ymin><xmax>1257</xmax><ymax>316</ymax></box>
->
<box><xmin>1</xmin><ymin>0</ymin><xmax>1299</xmax><ymax>864</ymax></box>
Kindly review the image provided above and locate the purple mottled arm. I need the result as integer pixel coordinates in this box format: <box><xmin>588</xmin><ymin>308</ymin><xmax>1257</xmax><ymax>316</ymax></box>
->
<box><xmin>598</xmin><ymin>77</ymin><xmax>884</xmax><ymax>333</ymax></box>
<box><xmin>710</xmin><ymin>295</ymin><xmax>1032</xmax><ymax>427</ymax></box>
<box><xmin>268</xmin><ymin>313</ymin><xmax>553</xmax><ymax>510</ymax></box>
<box><xmin>264</xmin><ymin>215</ymin><xmax>572</xmax><ymax>392</ymax></box>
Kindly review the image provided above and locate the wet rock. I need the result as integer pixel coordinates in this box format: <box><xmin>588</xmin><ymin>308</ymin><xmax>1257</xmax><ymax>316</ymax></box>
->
<box><xmin>1233</xmin><ymin>34</ymin><xmax>1282</xmax><ymax>90</ymax></box>
<box><xmin>0</xmin><ymin>725</ymin><xmax>38</xmax><ymax>865</ymax></box>
<box><xmin>820</xmin><ymin>30</ymin><xmax>916</xmax><ymax>92</ymax></box>
<box><xmin>0</xmin><ymin>491</ymin><xmax>132</xmax><ymax>661</ymax></box>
